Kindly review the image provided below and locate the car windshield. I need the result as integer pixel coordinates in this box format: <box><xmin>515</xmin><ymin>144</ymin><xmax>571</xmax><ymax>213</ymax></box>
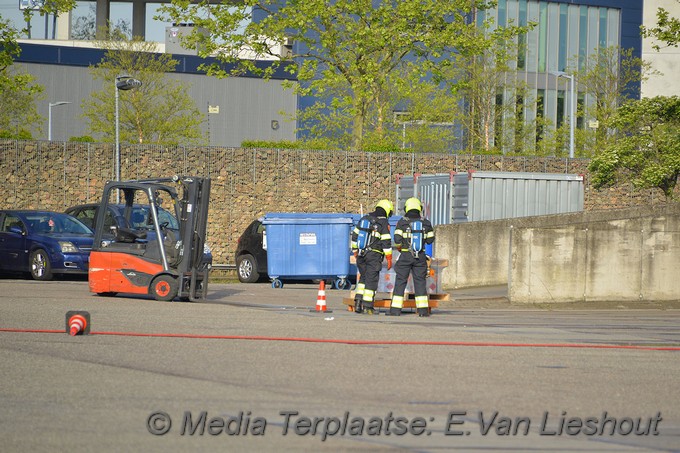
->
<box><xmin>26</xmin><ymin>213</ymin><xmax>92</xmax><ymax>235</ymax></box>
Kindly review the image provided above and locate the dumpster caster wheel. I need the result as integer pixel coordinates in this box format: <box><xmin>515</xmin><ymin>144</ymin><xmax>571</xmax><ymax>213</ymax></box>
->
<box><xmin>271</xmin><ymin>279</ymin><xmax>283</xmax><ymax>289</ymax></box>
<box><xmin>334</xmin><ymin>278</ymin><xmax>351</xmax><ymax>290</ymax></box>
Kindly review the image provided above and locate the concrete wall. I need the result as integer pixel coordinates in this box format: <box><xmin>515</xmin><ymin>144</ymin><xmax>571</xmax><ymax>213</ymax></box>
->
<box><xmin>436</xmin><ymin>204</ymin><xmax>680</xmax><ymax>291</ymax></box>
<box><xmin>508</xmin><ymin>209</ymin><xmax>680</xmax><ymax>303</ymax></box>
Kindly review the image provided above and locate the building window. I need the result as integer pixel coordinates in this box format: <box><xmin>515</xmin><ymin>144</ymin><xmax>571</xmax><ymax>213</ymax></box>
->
<box><xmin>556</xmin><ymin>89</ymin><xmax>565</xmax><ymax>128</ymax></box>
<box><xmin>498</xmin><ymin>0</ymin><xmax>507</xmax><ymax>27</ymax></box>
<box><xmin>599</xmin><ymin>8</ymin><xmax>608</xmax><ymax>48</ymax></box>
<box><xmin>536</xmin><ymin>89</ymin><xmax>545</xmax><ymax>143</ymax></box>
<box><xmin>517</xmin><ymin>0</ymin><xmax>528</xmax><ymax>69</ymax></box>
<box><xmin>578</xmin><ymin>6</ymin><xmax>588</xmax><ymax>70</ymax></box>
<box><xmin>558</xmin><ymin>3</ymin><xmax>568</xmax><ymax>71</ymax></box>
<box><xmin>538</xmin><ymin>2</ymin><xmax>548</xmax><ymax>72</ymax></box>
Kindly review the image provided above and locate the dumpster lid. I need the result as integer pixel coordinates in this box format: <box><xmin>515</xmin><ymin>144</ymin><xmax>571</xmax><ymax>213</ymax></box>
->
<box><xmin>262</xmin><ymin>212</ymin><xmax>355</xmax><ymax>225</ymax></box>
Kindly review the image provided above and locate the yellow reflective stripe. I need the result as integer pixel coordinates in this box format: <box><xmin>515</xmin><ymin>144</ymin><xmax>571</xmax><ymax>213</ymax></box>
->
<box><xmin>362</xmin><ymin>289</ymin><xmax>375</xmax><ymax>302</ymax></box>
<box><xmin>380</xmin><ymin>233</ymin><xmax>391</xmax><ymax>240</ymax></box>
<box><xmin>394</xmin><ymin>228</ymin><xmax>403</xmax><ymax>235</ymax></box>
<box><xmin>391</xmin><ymin>295</ymin><xmax>404</xmax><ymax>308</ymax></box>
<box><xmin>402</xmin><ymin>232</ymin><xmax>412</xmax><ymax>238</ymax></box>
<box><xmin>355</xmin><ymin>283</ymin><xmax>365</xmax><ymax>294</ymax></box>
<box><xmin>351</xmin><ymin>241</ymin><xmax>358</xmax><ymax>248</ymax></box>
<box><xmin>425</xmin><ymin>231</ymin><xmax>434</xmax><ymax>238</ymax></box>
<box><xmin>415</xmin><ymin>295</ymin><xmax>429</xmax><ymax>308</ymax></box>
<box><xmin>383</xmin><ymin>249</ymin><xmax>392</xmax><ymax>256</ymax></box>
<box><xmin>352</xmin><ymin>227</ymin><xmax>359</xmax><ymax>234</ymax></box>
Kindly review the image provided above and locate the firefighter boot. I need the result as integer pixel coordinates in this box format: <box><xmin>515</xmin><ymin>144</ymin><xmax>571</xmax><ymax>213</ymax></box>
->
<box><xmin>363</xmin><ymin>304</ymin><xmax>376</xmax><ymax>315</ymax></box>
<box><xmin>417</xmin><ymin>308</ymin><xmax>430</xmax><ymax>317</ymax></box>
<box><xmin>386</xmin><ymin>307</ymin><xmax>401</xmax><ymax>316</ymax></box>
<box><xmin>353</xmin><ymin>295</ymin><xmax>363</xmax><ymax>314</ymax></box>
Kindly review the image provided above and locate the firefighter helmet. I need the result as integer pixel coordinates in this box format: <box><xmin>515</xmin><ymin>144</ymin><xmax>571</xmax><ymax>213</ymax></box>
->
<box><xmin>375</xmin><ymin>199</ymin><xmax>394</xmax><ymax>217</ymax></box>
<box><xmin>404</xmin><ymin>197</ymin><xmax>422</xmax><ymax>214</ymax></box>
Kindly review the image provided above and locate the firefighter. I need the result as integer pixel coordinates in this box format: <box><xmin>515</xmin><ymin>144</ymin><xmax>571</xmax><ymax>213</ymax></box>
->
<box><xmin>351</xmin><ymin>199</ymin><xmax>394</xmax><ymax>315</ymax></box>
<box><xmin>388</xmin><ymin>197</ymin><xmax>435</xmax><ymax>317</ymax></box>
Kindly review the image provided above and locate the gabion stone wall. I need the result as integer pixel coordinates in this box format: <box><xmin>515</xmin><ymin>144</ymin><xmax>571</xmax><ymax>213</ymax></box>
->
<box><xmin>0</xmin><ymin>140</ymin><xmax>670</xmax><ymax>265</ymax></box>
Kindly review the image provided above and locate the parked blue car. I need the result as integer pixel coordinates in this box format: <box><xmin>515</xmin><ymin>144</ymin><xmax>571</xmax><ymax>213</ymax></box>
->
<box><xmin>0</xmin><ymin>210</ymin><xmax>94</xmax><ymax>280</ymax></box>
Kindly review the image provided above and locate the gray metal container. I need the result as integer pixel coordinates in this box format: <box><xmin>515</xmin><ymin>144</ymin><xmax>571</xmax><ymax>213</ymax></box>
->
<box><xmin>395</xmin><ymin>171</ymin><xmax>584</xmax><ymax>225</ymax></box>
<box><xmin>468</xmin><ymin>171</ymin><xmax>584</xmax><ymax>221</ymax></box>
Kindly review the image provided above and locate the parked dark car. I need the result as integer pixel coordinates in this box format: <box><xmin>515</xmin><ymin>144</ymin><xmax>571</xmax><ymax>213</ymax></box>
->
<box><xmin>65</xmin><ymin>203</ymin><xmax>179</xmax><ymax>234</ymax></box>
<box><xmin>235</xmin><ymin>218</ymin><xmax>268</xmax><ymax>283</ymax></box>
<box><xmin>0</xmin><ymin>210</ymin><xmax>93</xmax><ymax>280</ymax></box>
<box><xmin>66</xmin><ymin>203</ymin><xmax>212</xmax><ymax>266</ymax></box>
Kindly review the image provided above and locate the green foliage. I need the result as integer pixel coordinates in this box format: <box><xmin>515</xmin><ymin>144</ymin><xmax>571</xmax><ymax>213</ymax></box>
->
<box><xmin>81</xmin><ymin>37</ymin><xmax>206</xmax><ymax>145</ymax></box>
<box><xmin>19</xmin><ymin>0</ymin><xmax>77</xmax><ymax>39</ymax></box>
<box><xmin>241</xmin><ymin>140</ymin><xmax>299</xmax><ymax>149</ymax></box>
<box><xmin>240</xmin><ymin>139</ymin><xmax>338</xmax><ymax>151</ymax></box>
<box><xmin>641</xmin><ymin>3</ymin><xmax>680</xmax><ymax>50</ymax></box>
<box><xmin>158</xmin><ymin>0</ymin><xmax>528</xmax><ymax>150</ymax></box>
<box><xmin>0</xmin><ymin>19</ymin><xmax>44</xmax><ymax>135</ymax></box>
<box><xmin>589</xmin><ymin>96</ymin><xmax>680</xmax><ymax>200</ymax></box>
<box><xmin>71</xmin><ymin>4</ymin><xmax>132</xmax><ymax>41</ymax></box>
<box><xmin>0</xmin><ymin>128</ymin><xmax>33</xmax><ymax>139</ymax></box>
<box><xmin>69</xmin><ymin>135</ymin><xmax>95</xmax><ymax>142</ymax></box>
<box><xmin>0</xmin><ymin>18</ymin><xmax>21</xmax><ymax>71</ymax></box>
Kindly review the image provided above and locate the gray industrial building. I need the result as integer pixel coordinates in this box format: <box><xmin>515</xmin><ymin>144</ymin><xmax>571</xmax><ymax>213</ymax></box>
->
<box><xmin>14</xmin><ymin>42</ymin><xmax>298</xmax><ymax>145</ymax></box>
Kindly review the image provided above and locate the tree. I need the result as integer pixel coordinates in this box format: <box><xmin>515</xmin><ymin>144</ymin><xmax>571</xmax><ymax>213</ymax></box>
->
<box><xmin>445</xmin><ymin>34</ymin><xmax>538</xmax><ymax>154</ymax></box>
<box><xmin>0</xmin><ymin>18</ymin><xmax>43</xmax><ymax>138</ymax></box>
<box><xmin>641</xmin><ymin>1</ymin><xmax>680</xmax><ymax>50</ymax></box>
<box><xmin>19</xmin><ymin>0</ymin><xmax>77</xmax><ymax>39</ymax></box>
<box><xmin>81</xmin><ymin>37</ymin><xmax>207</xmax><ymax>145</ymax></box>
<box><xmin>589</xmin><ymin>96</ymin><xmax>680</xmax><ymax>200</ymax></box>
<box><xmin>573</xmin><ymin>46</ymin><xmax>656</xmax><ymax>157</ymax></box>
<box><xmin>158</xmin><ymin>0</ymin><xmax>525</xmax><ymax>150</ymax></box>
<box><xmin>71</xmin><ymin>4</ymin><xmax>132</xmax><ymax>41</ymax></box>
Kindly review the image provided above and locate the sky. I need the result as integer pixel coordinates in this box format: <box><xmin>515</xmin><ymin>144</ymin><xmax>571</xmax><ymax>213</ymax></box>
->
<box><xmin>0</xmin><ymin>0</ymin><xmax>172</xmax><ymax>42</ymax></box>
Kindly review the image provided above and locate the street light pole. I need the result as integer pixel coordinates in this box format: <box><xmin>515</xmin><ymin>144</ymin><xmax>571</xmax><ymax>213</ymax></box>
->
<box><xmin>567</xmin><ymin>73</ymin><xmax>575</xmax><ymax>159</ymax></box>
<box><xmin>552</xmin><ymin>71</ymin><xmax>575</xmax><ymax>159</ymax></box>
<box><xmin>114</xmin><ymin>75</ymin><xmax>142</xmax><ymax>186</ymax></box>
<box><xmin>115</xmin><ymin>84</ymin><xmax>120</xmax><ymax>181</ymax></box>
<box><xmin>48</xmin><ymin>101</ymin><xmax>71</xmax><ymax>141</ymax></box>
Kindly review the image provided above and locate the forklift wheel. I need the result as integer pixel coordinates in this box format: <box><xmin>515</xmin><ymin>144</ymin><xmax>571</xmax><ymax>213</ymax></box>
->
<box><xmin>150</xmin><ymin>275</ymin><xmax>178</xmax><ymax>302</ymax></box>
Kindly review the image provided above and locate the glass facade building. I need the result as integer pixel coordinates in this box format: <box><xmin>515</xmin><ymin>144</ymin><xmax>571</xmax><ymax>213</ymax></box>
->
<box><xmin>474</xmin><ymin>0</ymin><xmax>643</xmax><ymax>152</ymax></box>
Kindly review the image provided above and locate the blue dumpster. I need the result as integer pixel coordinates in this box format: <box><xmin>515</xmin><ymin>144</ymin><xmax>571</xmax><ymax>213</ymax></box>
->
<box><xmin>262</xmin><ymin>213</ymin><xmax>355</xmax><ymax>289</ymax></box>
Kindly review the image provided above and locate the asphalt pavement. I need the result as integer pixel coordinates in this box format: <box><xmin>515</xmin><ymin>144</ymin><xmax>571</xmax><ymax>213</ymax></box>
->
<box><xmin>1</xmin><ymin>277</ymin><xmax>679</xmax><ymax>452</ymax></box>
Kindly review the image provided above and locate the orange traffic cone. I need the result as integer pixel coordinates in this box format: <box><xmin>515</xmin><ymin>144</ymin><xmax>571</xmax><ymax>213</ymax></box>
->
<box><xmin>311</xmin><ymin>280</ymin><xmax>332</xmax><ymax>313</ymax></box>
<box><xmin>66</xmin><ymin>311</ymin><xmax>90</xmax><ymax>336</ymax></box>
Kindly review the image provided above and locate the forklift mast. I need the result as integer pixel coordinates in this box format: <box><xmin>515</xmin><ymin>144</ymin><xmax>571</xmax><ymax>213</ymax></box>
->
<box><xmin>90</xmin><ymin>175</ymin><xmax>211</xmax><ymax>302</ymax></box>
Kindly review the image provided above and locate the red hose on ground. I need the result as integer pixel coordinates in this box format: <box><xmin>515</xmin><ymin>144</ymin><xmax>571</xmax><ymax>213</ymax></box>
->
<box><xmin>1</xmin><ymin>328</ymin><xmax>679</xmax><ymax>351</ymax></box>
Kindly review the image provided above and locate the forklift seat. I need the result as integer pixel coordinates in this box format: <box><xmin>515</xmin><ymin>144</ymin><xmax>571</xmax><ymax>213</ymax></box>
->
<box><xmin>114</xmin><ymin>227</ymin><xmax>147</xmax><ymax>243</ymax></box>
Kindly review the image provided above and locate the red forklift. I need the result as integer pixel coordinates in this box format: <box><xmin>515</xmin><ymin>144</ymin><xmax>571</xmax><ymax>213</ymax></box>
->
<box><xmin>89</xmin><ymin>175</ymin><xmax>211</xmax><ymax>301</ymax></box>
